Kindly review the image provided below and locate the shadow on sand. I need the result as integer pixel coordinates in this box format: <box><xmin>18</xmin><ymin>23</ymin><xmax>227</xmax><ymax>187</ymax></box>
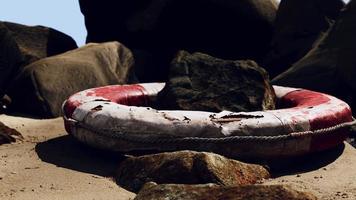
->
<box><xmin>270</xmin><ymin>143</ymin><xmax>345</xmax><ymax>177</ymax></box>
<box><xmin>35</xmin><ymin>134</ymin><xmax>346</xmax><ymax>178</ymax></box>
<box><xmin>35</xmin><ymin>135</ymin><xmax>127</xmax><ymax>177</ymax></box>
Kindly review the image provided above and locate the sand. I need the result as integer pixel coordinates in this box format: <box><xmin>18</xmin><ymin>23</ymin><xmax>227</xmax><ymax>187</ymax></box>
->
<box><xmin>0</xmin><ymin>114</ymin><xmax>355</xmax><ymax>200</ymax></box>
<box><xmin>265</xmin><ymin>143</ymin><xmax>356</xmax><ymax>200</ymax></box>
<box><xmin>0</xmin><ymin>115</ymin><xmax>134</xmax><ymax>200</ymax></box>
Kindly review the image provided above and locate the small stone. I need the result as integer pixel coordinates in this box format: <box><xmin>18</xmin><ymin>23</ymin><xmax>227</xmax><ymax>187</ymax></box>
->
<box><xmin>116</xmin><ymin>151</ymin><xmax>270</xmax><ymax>192</ymax></box>
<box><xmin>0</xmin><ymin>122</ymin><xmax>23</xmax><ymax>145</ymax></box>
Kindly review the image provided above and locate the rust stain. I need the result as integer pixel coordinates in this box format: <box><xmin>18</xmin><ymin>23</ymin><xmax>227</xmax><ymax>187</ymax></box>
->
<box><xmin>162</xmin><ymin>113</ymin><xmax>179</xmax><ymax>121</ymax></box>
<box><xmin>211</xmin><ymin>114</ymin><xmax>263</xmax><ymax>123</ymax></box>
<box><xmin>91</xmin><ymin>105</ymin><xmax>103</xmax><ymax>112</ymax></box>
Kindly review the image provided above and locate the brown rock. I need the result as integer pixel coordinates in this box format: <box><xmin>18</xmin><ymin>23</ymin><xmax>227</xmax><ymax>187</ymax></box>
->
<box><xmin>157</xmin><ymin>51</ymin><xmax>276</xmax><ymax>112</ymax></box>
<box><xmin>79</xmin><ymin>0</ymin><xmax>278</xmax><ymax>82</ymax></box>
<box><xmin>272</xmin><ymin>0</ymin><xmax>356</xmax><ymax>113</ymax></box>
<box><xmin>0</xmin><ymin>23</ymin><xmax>23</xmax><ymax>102</ymax></box>
<box><xmin>134</xmin><ymin>182</ymin><xmax>318</xmax><ymax>200</ymax></box>
<box><xmin>1</xmin><ymin>21</ymin><xmax>78</xmax><ymax>66</ymax></box>
<box><xmin>263</xmin><ymin>0</ymin><xmax>344</xmax><ymax>78</ymax></box>
<box><xmin>8</xmin><ymin>42</ymin><xmax>135</xmax><ymax>117</ymax></box>
<box><xmin>0</xmin><ymin>122</ymin><xmax>22</xmax><ymax>145</ymax></box>
<box><xmin>116</xmin><ymin>151</ymin><xmax>269</xmax><ymax>193</ymax></box>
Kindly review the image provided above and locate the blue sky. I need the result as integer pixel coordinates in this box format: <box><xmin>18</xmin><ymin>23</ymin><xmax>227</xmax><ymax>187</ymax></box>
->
<box><xmin>0</xmin><ymin>0</ymin><xmax>86</xmax><ymax>46</ymax></box>
<box><xmin>0</xmin><ymin>0</ymin><xmax>351</xmax><ymax>47</ymax></box>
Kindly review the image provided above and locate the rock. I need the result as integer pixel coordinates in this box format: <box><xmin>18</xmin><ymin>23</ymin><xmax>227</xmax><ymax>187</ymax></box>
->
<box><xmin>0</xmin><ymin>121</ymin><xmax>22</xmax><ymax>145</ymax></box>
<box><xmin>0</xmin><ymin>23</ymin><xmax>23</xmax><ymax>101</ymax></box>
<box><xmin>272</xmin><ymin>0</ymin><xmax>356</xmax><ymax>113</ymax></box>
<box><xmin>1</xmin><ymin>21</ymin><xmax>78</xmax><ymax>66</ymax></box>
<box><xmin>79</xmin><ymin>0</ymin><xmax>278</xmax><ymax>82</ymax></box>
<box><xmin>8</xmin><ymin>42</ymin><xmax>135</xmax><ymax>117</ymax></box>
<box><xmin>0</xmin><ymin>95</ymin><xmax>12</xmax><ymax>113</ymax></box>
<box><xmin>157</xmin><ymin>51</ymin><xmax>276</xmax><ymax>112</ymax></box>
<box><xmin>134</xmin><ymin>182</ymin><xmax>318</xmax><ymax>200</ymax></box>
<box><xmin>116</xmin><ymin>151</ymin><xmax>270</xmax><ymax>193</ymax></box>
<box><xmin>263</xmin><ymin>0</ymin><xmax>345</xmax><ymax>78</ymax></box>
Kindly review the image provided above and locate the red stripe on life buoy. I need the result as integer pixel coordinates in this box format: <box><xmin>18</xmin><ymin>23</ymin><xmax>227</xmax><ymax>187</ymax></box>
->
<box><xmin>62</xmin><ymin>83</ymin><xmax>354</xmax><ymax>158</ymax></box>
<box><xmin>309</xmin><ymin>106</ymin><xmax>352</xmax><ymax>151</ymax></box>
<box><xmin>64</xmin><ymin>84</ymin><xmax>150</xmax><ymax>118</ymax></box>
<box><xmin>280</xmin><ymin>90</ymin><xmax>330</xmax><ymax>108</ymax></box>
<box><xmin>85</xmin><ymin>84</ymin><xmax>150</xmax><ymax>106</ymax></box>
<box><xmin>281</xmin><ymin>89</ymin><xmax>353</xmax><ymax>151</ymax></box>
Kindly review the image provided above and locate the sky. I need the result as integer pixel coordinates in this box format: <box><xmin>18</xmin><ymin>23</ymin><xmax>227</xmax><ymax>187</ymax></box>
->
<box><xmin>0</xmin><ymin>0</ymin><xmax>351</xmax><ymax>47</ymax></box>
<box><xmin>0</xmin><ymin>0</ymin><xmax>86</xmax><ymax>46</ymax></box>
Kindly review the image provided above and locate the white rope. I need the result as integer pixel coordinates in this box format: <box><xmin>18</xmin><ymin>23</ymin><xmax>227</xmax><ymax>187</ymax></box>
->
<box><xmin>64</xmin><ymin>114</ymin><xmax>356</xmax><ymax>144</ymax></box>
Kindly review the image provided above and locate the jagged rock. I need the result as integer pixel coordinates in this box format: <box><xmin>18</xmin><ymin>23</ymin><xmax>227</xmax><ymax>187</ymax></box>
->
<box><xmin>134</xmin><ymin>182</ymin><xmax>318</xmax><ymax>200</ymax></box>
<box><xmin>0</xmin><ymin>23</ymin><xmax>23</xmax><ymax>102</ymax></box>
<box><xmin>116</xmin><ymin>151</ymin><xmax>269</xmax><ymax>193</ymax></box>
<box><xmin>263</xmin><ymin>0</ymin><xmax>345</xmax><ymax>78</ymax></box>
<box><xmin>0</xmin><ymin>122</ymin><xmax>22</xmax><ymax>145</ymax></box>
<box><xmin>8</xmin><ymin>42</ymin><xmax>135</xmax><ymax>117</ymax></box>
<box><xmin>272</xmin><ymin>0</ymin><xmax>356</xmax><ymax>113</ymax></box>
<box><xmin>157</xmin><ymin>51</ymin><xmax>276</xmax><ymax>112</ymax></box>
<box><xmin>0</xmin><ymin>21</ymin><xmax>78</xmax><ymax>112</ymax></box>
<box><xmin>1</xmin><ymin>21</ymin><xmax>78</xmax><ymax>66</ymax></box>
<box><xmin>79</xmin><ymin>0</ymin><xmax>278</xmax><ymax>82</ymax></box>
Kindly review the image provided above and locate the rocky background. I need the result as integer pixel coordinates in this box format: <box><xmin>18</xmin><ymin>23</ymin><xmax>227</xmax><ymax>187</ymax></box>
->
<box><xmin>1</xmin><ymin>0</ymin><xmax>356</xmax><ymax>199</ymax></box>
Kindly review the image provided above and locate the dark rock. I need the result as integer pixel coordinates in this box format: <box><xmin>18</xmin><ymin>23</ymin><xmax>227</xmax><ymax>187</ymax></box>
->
<box><xmin>116</xmin><ymin>151</ymin><xmax>270</xmax><ymax>193</ymax></box>
<box><xmin>1</xmin><ymin>21</ymin><xmax>78</xmax><ymax>66</ymax></box>
<box><xmin>79</xmin><ymin>0</ymin><xmax>278</xmax><ymax>82</ymax></box>
<box><xmin>157</xmin><ymin>51</ymin><xmax>276</xmax><ymax>112</ymax></box>
<box><xmin>134</xmin><ymin>182</ymin><xmax>318</xmax><ymax>200</ymax></box>
<box><xmin>272</xmin><ymin>0</ymin><xmax>356</xmax><ymax>113</ymax></box>
<box><xmin>263</xmin><ymin>0</ymin><xmax>345</xmax><ymax>78</ymax></box>
<box><xmin>0</xmin><ymin>95</ymin><xmax>12</xmax><ymax>113</ymax></box>
<box><xmin>0</xmin><ymin>122</ymin><xmax>23</xmax><ymax>145</ymax></box>
<box><xmin>8</xmin><ymin>42</ymin><xmax>135</xmax><ymax>117</ymax></box>
<box><xmin>0</xmin><ymin>23</ymin><xmax>23</xmax><ymax>101</ymax></box>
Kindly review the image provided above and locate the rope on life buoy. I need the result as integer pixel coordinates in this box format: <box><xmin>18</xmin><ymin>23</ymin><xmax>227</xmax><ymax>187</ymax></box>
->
<box><xmin>62</xmin><ymin>83</ymin><xmax>355</xmax><ymax>157</ymax></box>
<box><xmin>64</xmin><ymin>111</ymin><xmax>356</xmax><ymax>144</ymax></box>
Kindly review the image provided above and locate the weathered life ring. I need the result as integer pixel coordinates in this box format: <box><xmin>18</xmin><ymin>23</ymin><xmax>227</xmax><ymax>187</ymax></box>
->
<box><xmin>62</xmin><ymin>83</ymin><xmax>354</xmax><ymax>158</ymax></box>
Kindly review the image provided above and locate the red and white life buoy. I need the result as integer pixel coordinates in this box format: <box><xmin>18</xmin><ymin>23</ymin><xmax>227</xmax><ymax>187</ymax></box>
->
<box><xmin>62</xmin><ymin>83</ymin><xmax>354</xmax><ymax>158</ymax></box>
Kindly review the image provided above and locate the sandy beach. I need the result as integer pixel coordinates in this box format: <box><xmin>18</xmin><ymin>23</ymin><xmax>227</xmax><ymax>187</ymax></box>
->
<box><xmin>0</xmin><ymin>114</ymin><xmax>355</xmax><ymax>200</ymax></box>
<box><xmin>0</xmin><ymin>115</ymin><xmax>134</xmax><ymax>200</ymax></box>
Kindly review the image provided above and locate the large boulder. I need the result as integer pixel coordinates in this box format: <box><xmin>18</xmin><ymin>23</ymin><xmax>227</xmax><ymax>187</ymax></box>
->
<box><xmin>1</xmin><ymin>21</ymin><xmax>78</xmax><ymax>66</ymax></box>
<box><xmin>263</xmin><ymin>0</ymin><xmax>345</xmax><ymax>78</ymax></box>
<box><xmin>157</xmin><ymin>51</ymin><xmax>276</xmax><ymax>112</ymax></box>
<box><xmin>134</xmin><ymin>183</ymin><xmax>318</xmax><ymax>200</ymax></box>
<box><xmin>116</xmin><ymin>151</ymin><xmax>270</xmax><ymax>193</ymax></box>
<box><xmin>79</xmin><ymin>0</ymin><xmax>278</xmax><ymax>82</ymax></box>
<box><xmin>272</xmin><ymin>0</ymin><xmax>356</xmax><ymax>112</ymax></box>
<box><xmin>0</xmin><ymin>24</ymin><xmax>23</xmax><ymax>104</ymax></box>
<box><xmin>8</xmin><ymin>42</ymin><xmax>135</xmax><ymax>117</ymax></box>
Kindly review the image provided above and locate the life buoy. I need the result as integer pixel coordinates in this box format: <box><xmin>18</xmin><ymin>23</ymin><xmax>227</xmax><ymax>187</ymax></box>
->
<box><xmin>62</xmin><ymin>83</ymin><xmax>354</xmax><ymax>158</ymax></box>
